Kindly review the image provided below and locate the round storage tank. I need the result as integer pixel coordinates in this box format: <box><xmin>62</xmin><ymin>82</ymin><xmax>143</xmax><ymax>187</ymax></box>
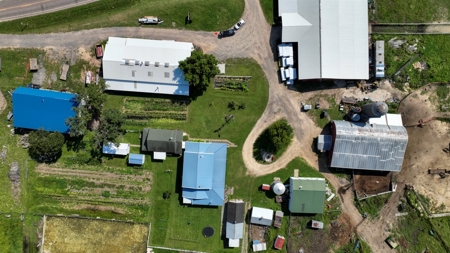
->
<box><xmin>351</xmin><ymin>113</ymin><xmax>361</xmax><ymax>122</ymax></box>
<box><xmin>272</xmin><ymin>182</ymin><xmax>286</xmax><ymax>195</ymax></box>
<box><xmin>361</xmin><ymin>102</ymin><xmax>388</xmax><ymax>117</ymax></box>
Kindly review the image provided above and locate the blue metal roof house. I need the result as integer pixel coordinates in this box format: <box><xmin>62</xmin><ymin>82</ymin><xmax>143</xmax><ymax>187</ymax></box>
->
<box><xmin>128</xmin><ymin>153</ymin><xmax>145</xmax><ymax>165</ymax></box>
<box><xmin>12</xmin><ymin>87</ymin><xmax>77</xmax><ymax>133</ymax></box>
<box><xmin>182</xmin><ymin>142</ymin><xmax>228</xmax><ymax>206</ymax></box>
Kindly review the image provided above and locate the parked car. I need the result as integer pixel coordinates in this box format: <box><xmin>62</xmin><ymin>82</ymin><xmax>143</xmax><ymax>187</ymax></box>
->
<box><xmin>234</xmin><ymin>19</ymin><xmax>245</xmax><ymax>30</ymax></box>
<box><xmin>219</xmin><ymin>29</ymin><xmax>235</xmax><ymax>38</ymax></box>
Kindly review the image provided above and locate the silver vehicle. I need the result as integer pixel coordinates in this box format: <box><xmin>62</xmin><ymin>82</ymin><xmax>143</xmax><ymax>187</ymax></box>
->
<box><xmin>234</xmin><ymin>19</ymin><xmax>245</xmax><ymax>30</ymax></box>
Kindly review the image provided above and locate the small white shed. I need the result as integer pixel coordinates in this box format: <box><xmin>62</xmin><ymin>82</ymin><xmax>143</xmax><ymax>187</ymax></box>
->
<box><xmin>250</xmin><ymin>207</ymin><xmax>273</xmax><ymax>226</ymax></box>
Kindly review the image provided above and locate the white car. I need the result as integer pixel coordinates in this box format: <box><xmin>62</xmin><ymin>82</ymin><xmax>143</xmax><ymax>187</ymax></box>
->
<box><xmin>234</xmin><ymin>19</ymin><xmax>245</xmax><ymax>30</ymax></box>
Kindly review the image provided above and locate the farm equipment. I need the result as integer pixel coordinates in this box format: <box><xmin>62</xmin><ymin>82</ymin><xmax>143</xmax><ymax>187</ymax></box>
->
<box><xmin>385</xmin><ymin>237</ymin><xmax>399</xmax><ymax>249</ymax></box>
<box><xmin>428</xmin><ymin>169</ymin><xmax>449</xmax><ymax>179</ymax></box>
<box><xmin>138</xmin><ymin>16</ymin><xmax>163</xmax><ymax>24</ymax></box>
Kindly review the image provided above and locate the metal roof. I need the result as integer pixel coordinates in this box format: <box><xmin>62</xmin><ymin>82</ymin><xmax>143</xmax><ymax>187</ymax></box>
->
<box><xmin>226</xmin><ymin>222</ymin><xmax>244</xmax><ymax>239</ymax></box>
<box><xmin>12</xmin><ymin>87</ymin><xmax>77</xmax><ymax>133</ymax></box>
<box><xmin>141</xmin><ymin>128</ymin><xmax>183</xmax><ymax>155</ymax></box>
<box><xmin>278</xmin><ymin>0</ymin><xmax>368</xmax><ymax>80</ymax></box>
<box><xmin>102</xmin><ymin>143</ymin><xmax>130</xmax><ymax>155</ymax></box>
<box><xmin>289</xmin><ymin>177</ymin><xmax>326</xmax><ymax>214</ymax></box>
<box><xmin>318</xmin><ymin>135</ymin><xmax>332</xmax><ymax>151</ymax></box>
<box><xmin>128</xmin><ymin>153</ymin><xmax>145</xmax><ymax>165</ymax></box>
<box><xmin>250</xmin><ymin>207</ymin><xmax>273</xmax><ymax>226</ymax></box>
<box><xmin>102</xmin><ymin>37</ymin><xmax>194</xmax><ymax>96</ymax></box>
<box><xmin>182</xmin><ymin>142</ymin><xmax>227</xmax><ymax>206</ymax></box>
<box><xmin>331</xmin><ymin>120</ymin><xmax>408</xmax><ymax>172</ymax></box>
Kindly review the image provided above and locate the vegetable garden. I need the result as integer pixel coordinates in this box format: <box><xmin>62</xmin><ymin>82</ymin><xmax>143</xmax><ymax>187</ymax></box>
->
<box><xmin>214</xmin><ymin>75</ymin><xmax>251</xmax><ymax>92</ymax></box>
<box><xmin>123</xmin><ymin>98</ymin><xmax>189</xmax><ymax>125</ymax></box>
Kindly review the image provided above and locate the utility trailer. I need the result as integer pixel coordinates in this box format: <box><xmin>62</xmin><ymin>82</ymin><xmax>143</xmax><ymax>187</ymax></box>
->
<box><xmin>138</xmin><ymin>16</ymin><xmax>163</xmax><ymax>24</ymax></box>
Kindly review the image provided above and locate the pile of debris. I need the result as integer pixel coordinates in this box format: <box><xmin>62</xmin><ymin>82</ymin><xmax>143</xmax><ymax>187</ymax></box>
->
<box><xmin>8</xmin><ymin>161</ymin><xmax>21</xmax><ymax>202</ymax></box>
<box><xmin>18</xmin><ymin>134</ymin><xmax>30</xmax><ymax>148</ymax></box>
<box><xmin>413</xmin><ymin>61</ymin><xmax>427</xmax><ymax>72</ymax></box>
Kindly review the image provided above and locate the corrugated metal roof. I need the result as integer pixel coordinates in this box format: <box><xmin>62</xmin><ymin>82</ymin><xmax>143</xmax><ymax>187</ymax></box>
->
<box><xmin>278</xmin><ymin>0</ymin><xmax>368</xmax><ymax>80</ymax></box>
<box><xmin>12</xmin><ymin>87</ymin><xmax>77</xmax><ymax>133</ymax></box>
<box><xmin>181</xmin><ymin>142</ymin><xmax>227</xmax><ymax>206</ymax></box>
<box><xmin>141</xmin><ymin>128</ymin><xmax>183</xmax><ymax>155</ymax></box>
<box><xmin>331</xmin><ymin>120</ymin><xmax>408</xmax><ymax>172</ymax></box>
<box><xmin>289</xmin><ymin>177</ymin><xmax>326</xmax><ymax>214</ymax></box>
<box><xmin>102</xmin><ymin>37</ymin><xmax>194</xmax><ymax>96</ymax></box>
<box><xmin>102</xmin><ymin>142</ymin><xmax>130</xmax><ymax>155</ymax></box>
<box><xmin>228</xmin><ymin>238</ymin><xmax>240</xmax><ymax>247</ymax></box>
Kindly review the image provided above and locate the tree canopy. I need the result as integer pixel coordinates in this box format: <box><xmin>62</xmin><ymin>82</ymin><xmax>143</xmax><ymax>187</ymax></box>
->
<box><xmin>28</xmin><ymin>129</ymin><xmax>65</xmax><ymax>162</ymax></box>
<box><xmin>267</xmin><ymin>119</ymin><xmax>294</xmax><ymax>152</ymax></box>
<box><xmin>178</xmin><ymin>49</ymin><xmax>220</xmax><ymax>97</ymax></box>
<box><xmin>94</xmin><ymin>108</ymin><xmax>125</xmax><ymax>148</ymax></box>
<box><xmin>66</xmin><ymin>80</ymin><xmax>107</xmax><ymax>137</ymax></box>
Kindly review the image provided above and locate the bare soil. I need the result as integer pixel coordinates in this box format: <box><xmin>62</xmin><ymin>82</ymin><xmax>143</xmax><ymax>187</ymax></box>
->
<box><xmin>0</xmin><ymin>91</ymin><xmax>6</xmax><ymax>115</ymax></box>
<box><xmin>398</xmin><ymin>84</ymin><xmax>450</xmax><ymax>212</ymax></box>
<box><xmin>354</xmin><ymin>171</ymin><xmax>392</xmax><ymax>198</ymax></box>
<box><xmin>42</xmin><ymin>216</ymin><xmax>148</xmax><ymax>253</ymax></box>
<box><xmin>249</xmin><ymin>224</ymin><xmax>267</xmax><ymax>242</ymax></box>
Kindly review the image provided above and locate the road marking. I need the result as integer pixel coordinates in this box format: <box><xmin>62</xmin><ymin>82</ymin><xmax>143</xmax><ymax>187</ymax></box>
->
<box><xmin>0</xmin><ymin>0</ymin><xmax>52</xmax><ymax>12</ymax></box>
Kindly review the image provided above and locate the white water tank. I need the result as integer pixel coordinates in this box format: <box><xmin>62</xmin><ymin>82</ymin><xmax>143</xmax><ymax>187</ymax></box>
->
<box><xmin>272</xmin><ymin>182</ymin><xmax>286</xmax><ymax>195</ymax></box>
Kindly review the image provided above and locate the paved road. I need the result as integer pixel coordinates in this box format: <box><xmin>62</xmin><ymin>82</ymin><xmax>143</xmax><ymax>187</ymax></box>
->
<box><xmin>0</xmin><ymin>0</ymin><xmax>392</xmax><ymax>252</ymax></box>
<box><xmin>0</xmin><ymin>0</ymin><xmax>97</xmax><ymax>22</ymax></box>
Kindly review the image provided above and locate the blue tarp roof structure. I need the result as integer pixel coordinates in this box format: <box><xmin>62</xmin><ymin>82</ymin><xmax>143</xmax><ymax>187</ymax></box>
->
<box><xmin>182</xmin><ymin>142</ymin><xmax>227</xmax><ymax>206</ymax></box>
<box><xmin>128</xmin><ymin>153</ymin><xmax>145</xmax><ymax>165</ymax></box>
<box><xmin>12</xmin><ymin>87</ymin><xmax>77</xmax><ymax>133</ymax></box>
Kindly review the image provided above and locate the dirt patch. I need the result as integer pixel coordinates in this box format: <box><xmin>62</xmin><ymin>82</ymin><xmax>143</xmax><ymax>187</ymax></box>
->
<box><xmin>249</xmin><ymin>224</ymin><xmax>267</xmax><ymax>242</ymax></box>
<box><xmin>0</xmin><ymin>91</ymin><xmax>6</xmax><ymax>115</ymax></box>
<box><xmin>8</xmin><ymin>161</ymin><xmax>20</xmax><ymax>203</ymax></box>
<box><xmin>354</xmin><ymin>171</ymin><xmax>392</xmax><ymax>198</ymax></box>
<box><xmin>329</xmin><ymin>213</ymin><xmax>354</xmax><ymax>249</ymax></box>
<box><xmin>398</xmin><ymin>85</ymin><xmax>450</xmax><ymax>212</ymax></box>
<box><xmin>42</xmin><ymin>216</ymin><xmax>148</xmax><ymax>253</ymax></box>
<box><xmin>72</xmin><ymin>204</ymin><xmax>127</xmax><ymax>215</ymax></box>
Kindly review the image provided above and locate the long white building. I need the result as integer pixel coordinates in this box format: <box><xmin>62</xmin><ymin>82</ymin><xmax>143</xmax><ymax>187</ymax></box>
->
<box><xmin>102</xmin><ymin>37</ymin><xmax>194</xmax><ymax>96</ymax></box>
<box><xmin>278</xmin><ymin>0</ymin><xmax>369</xmax><ymax>80</ymax></box>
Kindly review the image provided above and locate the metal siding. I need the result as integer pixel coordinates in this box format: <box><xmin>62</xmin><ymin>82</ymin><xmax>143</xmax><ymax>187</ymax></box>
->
<box><xmin>103</xmin><ymin>37</ymin><xmax>193</xmax><ymax>95</ymax></box>
<box><xmin>12</xmin><ymin>87</ymin><xmax>77</xmax><ymax>133</ymax></box>
<box><xmin>330</xmin><ymin>121</ymin><xmax>408</xmax><ymax>171</ymax></box>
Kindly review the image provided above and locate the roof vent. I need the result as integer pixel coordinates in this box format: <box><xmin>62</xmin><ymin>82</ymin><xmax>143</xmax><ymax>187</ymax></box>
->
<box><xmin>125</xmin><ymin>59</ymin><xmax>130</xmax><ymax>65</ymax></box>
<box><xmin>299</xmin><ymin>186</ymin><xmax>302</xmax><ymax>189</ymax></box>
<box><xmin>164</xmin><ymin>62</ymin><xmax>169</xmax><ymax>68</ymax></box>
<box><xmin>135</xmin><ymin>60</ymin><xmax>140</xmax><ymax>65</ymax></box>
<box><xmin>155</xmin><ymin>62</ymin><xmax>160</xmax><ymax>67</ymax></box>
<box><xmin>144</xmin><ymin>61</ymin><xmax>150</xmax><ymax>66</ymax></box>
<box><xmin>200</xmin><ymin>155</ymin><xmax>203</xmax><ymax>158</ymax></box>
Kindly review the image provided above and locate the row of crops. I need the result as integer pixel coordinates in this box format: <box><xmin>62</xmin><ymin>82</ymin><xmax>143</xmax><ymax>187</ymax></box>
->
<box><xmin>123</xmin><ymin>98</ymin><xmax>189</xmax><ymax>124</ymax></box>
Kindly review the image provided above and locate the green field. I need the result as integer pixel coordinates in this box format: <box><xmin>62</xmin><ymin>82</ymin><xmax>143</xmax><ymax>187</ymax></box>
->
<box><xmin>260</xmin><ymin>0</ymin><xmax>276</xmax><ymax>25</ymax></box>
<box><xmin>0</xmin><ymin>0</ymin><xmax>244</xmax><ymax>34</ymax></box>
<box><xmin>374</xmin><ymin>0</ymin><xmax>450</xmax><ymax>23</ymax></box>
<box><xmin>372</xmin><ymin>34</ymin><xmax>450</xmax><ymax>89</ymax></box>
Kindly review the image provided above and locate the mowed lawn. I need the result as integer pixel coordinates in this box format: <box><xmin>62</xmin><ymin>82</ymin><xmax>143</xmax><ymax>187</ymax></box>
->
<box><xmin>0</xmin><ymin>0</ymin><xmax>244</xmax><ymax>34</ymax></box>
<box><xmin>375</xmin><ymin>0</ymin><xmax>450</xmax><ymax>23</ymax></box>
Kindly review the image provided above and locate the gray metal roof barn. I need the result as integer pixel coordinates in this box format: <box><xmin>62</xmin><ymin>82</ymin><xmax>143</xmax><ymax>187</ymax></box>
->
<box><xmin>330</xmin><ymin>120</ymin><xmax>408</xmax><ymax>172</ymax></box>
<box><xmin>278</xmin><ymin>0</ymin><xmax>368</xmax><ymax>80</ymax></box>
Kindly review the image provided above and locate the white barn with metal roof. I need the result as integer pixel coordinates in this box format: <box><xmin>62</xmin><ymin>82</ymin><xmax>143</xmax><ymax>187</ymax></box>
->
<box><xmin>330</xmin><ymin>119</ymin><xmax>408</xmax><ymax>172</ymax></box>
<box><xmin>102</xmin><ymin>37</ymin><xmax>194</xmax><ymax>96</ymax></box>
<box><xmin>278</xmin><ymin>0</ymin><xmax>368</xmax><ymax>80</ymax></box>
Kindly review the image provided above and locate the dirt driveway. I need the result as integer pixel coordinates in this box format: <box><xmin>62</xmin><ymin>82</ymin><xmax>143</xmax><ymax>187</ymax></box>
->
<box><xmin>0</xmin><ymin>0</ymin><xmax>395</xmax><ymax>251</ymax></box>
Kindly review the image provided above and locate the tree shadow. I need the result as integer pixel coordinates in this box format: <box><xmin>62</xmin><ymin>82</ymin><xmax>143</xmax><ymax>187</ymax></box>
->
<box><xmin>65</xmin><ymin>136</ymin><xmax>86</xmax><ymax>152</ymax></box>
<box><xmin>252</xmin><ymin>129</ymin><xmax>276</xmax><ymax>160</ymax></box>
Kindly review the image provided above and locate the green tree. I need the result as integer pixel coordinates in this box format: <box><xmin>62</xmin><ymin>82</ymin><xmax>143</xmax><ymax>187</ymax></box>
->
<box><xmin>178</xmin><ymin>49</ymin><xmax>220</xmax><ymax>97</ymax></box>
<box><xmin>28</xmin><ymin>129</ymin><xmax>65</xmax><ymax>162</ymax></box>
<box><xmin>95</xmin><ymin>108</ymin><xmax>125</xmax><ymax>147</ymax></box>
<box><xmin>267</xmin><ymin>119</ymin><xmax>294</xmax><ymax>152</ymax></box>
<box><xmin>67</xmin><ymin>80</ymin><xmax>107</xmax><ymax>137</ymax></box>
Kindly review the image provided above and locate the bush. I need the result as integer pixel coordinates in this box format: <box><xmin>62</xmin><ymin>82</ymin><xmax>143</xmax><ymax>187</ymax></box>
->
<box><xmin>267</xmin><ymin>119</ymin><xmax>294</xmax><ymax>152</ymax></box>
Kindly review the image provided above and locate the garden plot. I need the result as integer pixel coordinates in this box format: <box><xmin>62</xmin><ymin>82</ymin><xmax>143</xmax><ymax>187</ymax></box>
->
<box><xmin>214</xmin><ymin>75</ymin><xmax>251</xmax><ymax>92</ymax></box>
<box><xmin>33</xmin><ymin>164</ymin><xmax>152</xmax><ymax>216</ymax></box>
<box><xmin>42</xmin><ymin>216</ymin><xmax>148</xmax><ymax>253</ymax></box>
<box><xmin>123</xmin><ymin>97</ymin><xmax>189</xmax><ymax>125</ymax></box>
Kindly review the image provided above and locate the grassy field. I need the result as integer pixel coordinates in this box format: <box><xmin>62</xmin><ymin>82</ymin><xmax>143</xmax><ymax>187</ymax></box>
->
<box><xmin>260</xmin><ymin>0</ymin><xmax>276</xmax><ymax>25</ymax></box>
<box><xmin>0</xmin><ymin>0</ymin><xmax>244</xmax><ymax>34</ymax></box>
<box><xmin>374</xmin><ymin>0</ymin><xmax>450</xmax><ymax>23</ymax></box>
<box><xmin>372</xmin><ymin>35</ymin><xmax>450</xmax><ymax>89</ymax></box>
<box><xmin>354</xmin><ymin>193</ymin><xmax>392</xmax><ymax>218</ymax></box>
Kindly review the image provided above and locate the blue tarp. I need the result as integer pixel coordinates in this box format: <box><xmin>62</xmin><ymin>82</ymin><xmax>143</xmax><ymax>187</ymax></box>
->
<box><xmin>182</xmin><ymin>142</ymin><xmax>227</xmax><ymax>206</ymax></box>
<box><xmin>12</xmin><ymin>87</ymin><xmax>77</xmax><ymax>133</ymax></box>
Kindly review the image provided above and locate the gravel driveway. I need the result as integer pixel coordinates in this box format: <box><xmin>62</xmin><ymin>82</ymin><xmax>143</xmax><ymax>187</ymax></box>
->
<box><xmin>0</xmin><ymin>0</ymin><xmax>393</xmax><ymax>251</ymax></box>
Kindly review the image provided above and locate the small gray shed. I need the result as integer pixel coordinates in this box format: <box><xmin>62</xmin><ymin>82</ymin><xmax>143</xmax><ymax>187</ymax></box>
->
<box><xmin>317</xmin><ymin>135</ymin><xmax>332</xmax><ymax>151</ymax></box>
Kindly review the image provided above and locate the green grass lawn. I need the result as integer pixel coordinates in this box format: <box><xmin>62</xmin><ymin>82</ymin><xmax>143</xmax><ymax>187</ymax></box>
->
<box><xmin>372</xmin><ymin>34</ymin><xmax>450</xmax><ymax>89</ymax></box>
<box><xmin>374</xmin><ymin>0</ymin><xmax>450</xmax><ymax>23</ymax></box>
<box><xmin>260</xmin><ymin>0</ymin><xmax>276</xmax><ymax>25</ymax></box>
<box><xmin>0</xmin><ymin>0</ymin><xmax>244</xmax><ymax>34</ymax></box>
<box><xmin>354</xmin><ymin>193</ymin><xmax>392</xmax><ymax>218</ymax></box>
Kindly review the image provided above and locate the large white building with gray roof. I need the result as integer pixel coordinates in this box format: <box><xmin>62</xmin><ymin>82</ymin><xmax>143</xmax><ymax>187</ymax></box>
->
<box><xmin>102</xmin><ymin>37</ymin><xmax>194</xmax><ymax>96</ymax></box>
<box><xmin>278</xmin><ymin>0</ymin><xmax>369</xmax><ymax>80</ymax></box>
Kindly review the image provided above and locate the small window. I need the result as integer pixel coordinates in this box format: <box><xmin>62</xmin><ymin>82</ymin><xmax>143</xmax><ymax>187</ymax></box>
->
<box><xmin>148</xmin><ymin>71</ymin><xmax>153</xmax><ymax>77</ymax></box>
<box><xmin>164</xmin><ymin>72</ymin><xmax>170</xmax><ymax>78</ymax></box>
<box><xmin>164</xmin><ymin>62</ymin><xmax>169</xmax><ymax>68</ymax></box>
<box><xmin>155</xmin><ymin>62</ymin><xmax>160</xmax><ymax>67</ymax></box>
<box><xmin>132</xmin><ymin>70</ymin><xmax>136</xmax><ymax>77</ymax></box>
<box><xmin>145</xmin><ymin>61</ymin><xmax>150</xmax><ymax>66</ymax></box>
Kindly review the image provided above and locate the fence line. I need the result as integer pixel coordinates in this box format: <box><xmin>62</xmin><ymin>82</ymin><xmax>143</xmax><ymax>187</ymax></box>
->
<box><xmin>147</xmin><ymin>245</ymin><xmax>207</xmax><ymax>253</ymax></box>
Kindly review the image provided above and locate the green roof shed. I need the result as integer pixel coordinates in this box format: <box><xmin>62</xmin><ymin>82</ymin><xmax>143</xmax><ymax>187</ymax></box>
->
<box><xmin>289</xmin><ymin>177</ymin><xmax>326</xmax><ymax>214</ymax></box>
<box><xmin>141</xmin><ymin>128</ymin><xmax>183</xmax><ymax>155</ymax></box>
